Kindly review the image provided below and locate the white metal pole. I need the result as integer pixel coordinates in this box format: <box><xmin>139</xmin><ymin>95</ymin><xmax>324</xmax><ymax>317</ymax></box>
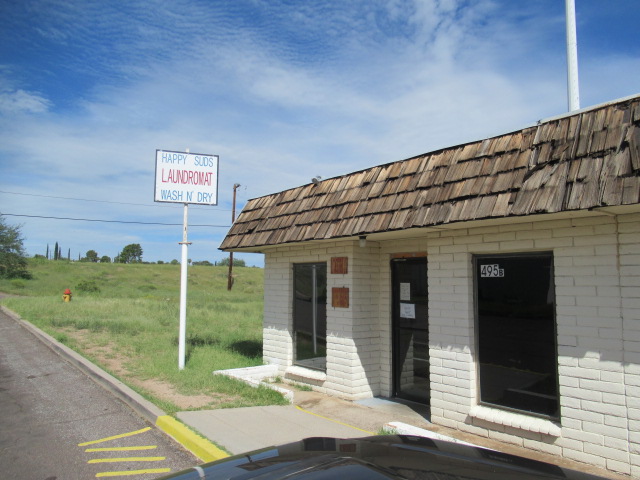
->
<box><xmin>178</xmin><ymin>202</ymin><xmax>189</xmax><ymax>370</ymax></box>
<box><xmin>565</xmin><ymin>0</ymin><xmax>580</xmax><ymax>111</ymax></box>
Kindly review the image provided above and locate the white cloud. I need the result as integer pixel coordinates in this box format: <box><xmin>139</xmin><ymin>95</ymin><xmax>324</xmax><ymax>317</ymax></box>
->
<box><xmin>0</xmin><ymin>88</ymin><xmax>51</xmax><ymax>115</ymax></box>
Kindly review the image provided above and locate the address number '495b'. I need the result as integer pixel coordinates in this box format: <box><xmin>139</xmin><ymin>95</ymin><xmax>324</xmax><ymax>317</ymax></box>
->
<box><xmin>480</xmin><ymin>264</ymin><xmax>504</xmax><ymax>278</ymax></box>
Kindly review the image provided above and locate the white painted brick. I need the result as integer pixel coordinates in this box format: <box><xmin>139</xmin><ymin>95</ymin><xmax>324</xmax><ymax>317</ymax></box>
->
<box><xmin>558</xmin><ymin>365</ymin><xmax>600</xmax><ymax>380</ymax></box>
<box><xmin>574</xmin><ymin>233</ymin><xmax>617</xmax><ymax>246</ymax></box>
<box><xmin>554</xmin><ymin>226</ymin><xmax>595</xmax><ymax>238</ymax></box>
<box><xmin>535</xmin><ymin>237</ymin><xmax>574</xmax><ymax>248</ymax></box>
<box><xmin>583</xmin><ymin>420</ymin><xmax>629</xmax><ymax>441</ymax></box>
<box><xmin>578</xmin><ymin>357</ymin><xmax>624</xmax><ymax>372</ymax></box>
<box><xmin>560</xmin><ymin>386</ymin><xmax>602</xmax><ymax>402</ymax></box>
<box><xmin>604</xmin><ymin>435</ymin><xmax>630</xmax><ymax>452</ymax></box>
<box><xmin>499</xmin><ymin>239</ymin><xmax>534</xmax><ymax>250</ymax></box>
<box><xmin>602</xmin><ymin>393</ymin><xmax>627</xmax><ymax>407</ymax></box>
<box><xmin>562</xmin><ymin>407</ymin><xmax>604</xmax><ymax>424</ymax></box>
<box><xmin>482</xmin><ymin>232</ymin><xmax>517</xmax><ymax>242</ymax></box>
<box><xmin>584</xmin><ymin>443</ymin><xmax>629</xmax><ymax>463</ymax></box>
<box><xmin>606</xmin><ymin>459</ymin><xmax>631</xmax><ymax>476</ymax></box>
<box><xmin>562</xmin><ymin>427</ymin><xmax>604</xmax><ymax>446</ymax></box>
<box><xmin>558</xmin><ymin>373</ymin><xmax>579</xmax><ymax>389</ymax></box>
<box><xmin>579</xmin><ymin>379</ymin><xmax>625</xmax><ymax>394</ymax></box>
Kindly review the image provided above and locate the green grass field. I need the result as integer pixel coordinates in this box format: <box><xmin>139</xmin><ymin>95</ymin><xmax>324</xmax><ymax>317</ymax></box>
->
<box><xmin>0</xmin><ymin>258</ymin><xmax>287</xmax><ymax>413</ymax></box>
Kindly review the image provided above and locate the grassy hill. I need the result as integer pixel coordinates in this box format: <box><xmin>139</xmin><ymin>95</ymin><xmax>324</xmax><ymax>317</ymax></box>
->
<box><xmin>0</xmin><ymin>258</ymin><xmax>287</xmax><ymax>413</ymax></box>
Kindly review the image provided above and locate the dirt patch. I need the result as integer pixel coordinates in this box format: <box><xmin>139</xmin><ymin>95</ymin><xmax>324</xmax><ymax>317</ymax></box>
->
<box><xmin>0</xmin><ymin>292</ymin><xmax>21</xmax><ymax>300</ymax></box>
<box><xmin>136</xmin><ymin>378</ymin><xmax>235</xmax><ymax>409</ymax></box>
<box><xmin>63</xmin><ymin>329</ymin><xmax>230</xmax><ymax>410</ymax></box>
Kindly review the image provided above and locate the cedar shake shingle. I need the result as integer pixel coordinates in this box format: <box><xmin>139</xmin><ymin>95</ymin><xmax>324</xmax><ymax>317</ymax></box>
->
<box><xmin>221</xmin><ymin>95</ymin><xmax>640</xmax><ymax>251</ymax></box>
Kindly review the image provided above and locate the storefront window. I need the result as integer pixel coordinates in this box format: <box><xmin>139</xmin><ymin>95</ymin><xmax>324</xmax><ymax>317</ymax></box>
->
<box><xmin>293</xmin><ymin>263</ymin><xmax>327</xmax><ymax>371</ymax></box>
<box><xmin>474</xmin><ymin>253</ymin><xmax>559</xmax><ymax>419</ymax></box>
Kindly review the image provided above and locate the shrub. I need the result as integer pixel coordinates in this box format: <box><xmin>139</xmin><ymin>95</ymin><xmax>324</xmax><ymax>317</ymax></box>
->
<box><xmin>10</xmin><ymin>279</ymin><xmax>26</xmax><ymax>289</ymax></box>
<box><xmin>77</xmin><ymin>280</ymin><xmax>100</xmax><ymax>293</ymax></box>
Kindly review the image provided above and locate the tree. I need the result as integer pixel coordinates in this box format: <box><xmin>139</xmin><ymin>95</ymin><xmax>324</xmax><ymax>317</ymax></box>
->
<box><xmin>54</xmin><ymin>241</ymin><xmax>59</xmax><ymax>260</ymax></box>
<box><xmin>100</xmin><ymin>255</ymin><xmax>111</xmax><ymax>263</ymax></box>
<box><xmin>0</xmin><ymin>217</ymin><xmax>32</xmax><ymax>279</ymax></box>
<box><xmin>85</xmin><ymin>250</ymin><xmax>99</xmax><ymax>262</ymax></box>
<box><xmin>217</xmin><ymin>257</ymin><xmax>246</xmax><ymax>267</ymax></box>
<box><xmin>193</xmin><ymin>260</ymin><xmax>213</xmax><ymax>266</ymax></box>
<box><xmin>118</xmin><ymin>243</ymin><xmax>143</xmax><ymax>263</ymax></box>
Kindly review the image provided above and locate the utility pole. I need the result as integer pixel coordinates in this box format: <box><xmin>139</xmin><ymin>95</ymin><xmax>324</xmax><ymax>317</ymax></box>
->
<box><xmin>227</xmin><ymin>183</ymin><xmax>240</xmax><ymax>291</ymax></box>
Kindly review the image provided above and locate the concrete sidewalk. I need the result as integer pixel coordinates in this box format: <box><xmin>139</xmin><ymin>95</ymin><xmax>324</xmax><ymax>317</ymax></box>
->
<box><xmin>176</xmin><ymin>392</ymin><xmax>432</xmax><ymax>455</ymax></box>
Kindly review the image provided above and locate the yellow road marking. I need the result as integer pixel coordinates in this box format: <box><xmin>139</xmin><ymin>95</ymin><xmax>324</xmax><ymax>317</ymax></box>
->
<box><xmin>156</xmin><ymin>415</ymin><xmax>228</xmax><ymax>462</ymax></box>
<box><xmin>79</xmin><ymin>427</ymin><xmax>152</xmax><ymax>446</ymax></box>
<box><xmin>89</xmin><ymin>457</ymin><xmax>165</xmax><ymax>464</ymax></box>
<box><xmin>85</xmin><ymin>446</ymin><xmax>157</xmax><ymax>452</ymax></box>
<box><xmin>295</xmin><ymin>405</ymin><xmax>374</xmax><ymax>434</ymax></box>
<box><xmin>96</xmin><ymin>468</ymin><xmax>171</xmax><ymax>477</ymax></box>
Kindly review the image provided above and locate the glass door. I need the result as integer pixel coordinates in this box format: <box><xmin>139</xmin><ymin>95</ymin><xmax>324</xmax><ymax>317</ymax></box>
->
<box><xmin>293</xmin><ymin>263</ymin><xmax>327</xmax><ymax>371</ymax></box>
<box><xmin>391</xmin><ymin>257</ymin><xmax>429</xmax><ymax>404</ymax></box>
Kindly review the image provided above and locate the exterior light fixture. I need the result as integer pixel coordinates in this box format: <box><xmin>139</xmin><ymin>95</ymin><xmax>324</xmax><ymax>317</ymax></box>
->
<box><xmin>359</xmin><ymin>235</ymin><xmax>367</xmax><ymax>248</ymax></box>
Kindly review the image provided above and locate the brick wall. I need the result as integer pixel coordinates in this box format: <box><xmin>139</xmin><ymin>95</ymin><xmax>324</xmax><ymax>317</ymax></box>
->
<box><xmin>378</xmin><ymin>214</ymin><xmax>638</xmax><ymax>476</ymax></box>
<box><xmin>620</xmin><ymin>213</ymin><xmax>640</xmax><ymax>477</ymax></box>
<box><xmin>261</xmin><ymin>212</ymin><xmax>639</xmax><ymax>475</ymax></box>
<box><xmin>263</xmin><ymin>241</ymin><xmax>381</xmax><ymax>399</ymax></box>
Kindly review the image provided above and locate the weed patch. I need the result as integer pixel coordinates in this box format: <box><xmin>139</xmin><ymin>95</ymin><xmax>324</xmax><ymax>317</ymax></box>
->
<box><xmin>10</xmin><ymin>279</ymin><xmax>27</xmax><ymax>289</ymax></box>
<box><xmin>0</xmin><ymin>260</ymin><xmax>275</xmax><ymax>410</ymax></box>
<box><xmin>76</xmin><ymin>279</ymin><xmax>100</xmax><ymax>293</ymax></box>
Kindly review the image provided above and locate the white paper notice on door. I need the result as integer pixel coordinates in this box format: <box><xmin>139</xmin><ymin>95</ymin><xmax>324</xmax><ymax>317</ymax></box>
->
<box><xmin>400</xmin><ymin>283</ymin><xmax>411</xmax><ymax>301</ymax></box>
<box><xmin>400</xmin><ymin>302</ymin><xmax>415</xmax><ymax>319</ymax></box>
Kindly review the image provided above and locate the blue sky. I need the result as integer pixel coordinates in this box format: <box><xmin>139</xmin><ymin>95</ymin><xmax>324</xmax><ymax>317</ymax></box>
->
<box><xmin>1</xmin><ymin>0</ymin><xmax>639</xmax><ymax>266</ymax></box>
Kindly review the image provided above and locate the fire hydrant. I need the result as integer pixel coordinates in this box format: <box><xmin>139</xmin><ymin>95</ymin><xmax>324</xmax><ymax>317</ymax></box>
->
<box><xmin>62</xmin><ymin>288</ymin><xmax>72</xmax><ymax>302</ymax></box>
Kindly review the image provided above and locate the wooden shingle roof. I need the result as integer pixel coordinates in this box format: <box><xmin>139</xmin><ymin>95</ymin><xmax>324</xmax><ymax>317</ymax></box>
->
<box><xmin>221</xmin><ymin>95</ymin><xmax>640</xmax><ymax>251</ymax></box>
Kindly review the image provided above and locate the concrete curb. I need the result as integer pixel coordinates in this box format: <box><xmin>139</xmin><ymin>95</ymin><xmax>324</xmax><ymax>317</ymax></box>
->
<box><xmin>157</xmin><ymin>415</ymin><xmax>228</xmax><ymax>462</ymax></box>
<box><xmin>0</xmin><ymin>305</ymin><xmax>228</xmax><ymax>463</ymax></box>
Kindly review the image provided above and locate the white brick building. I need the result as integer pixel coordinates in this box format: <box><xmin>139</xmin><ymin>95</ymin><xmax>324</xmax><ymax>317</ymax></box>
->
<box><xmin>221</xmin><ymin>95</ymin><xmax>640</xmax><ymax>475</ymax></box>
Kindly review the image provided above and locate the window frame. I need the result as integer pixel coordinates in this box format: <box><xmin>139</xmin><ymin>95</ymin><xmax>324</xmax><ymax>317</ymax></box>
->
<box><xmin>473</xmin><ymin>252</ymin><xmax>560</xmax><ymax>420</ymax></box>
<box><xmin>292</xmin><ymin>262</ymin><xmax>327</xmax><ymax>371</ymax></box>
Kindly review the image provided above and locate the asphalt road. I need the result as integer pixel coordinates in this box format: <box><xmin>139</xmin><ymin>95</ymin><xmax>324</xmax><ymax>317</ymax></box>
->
<box><xmin>0</xmin><ymin>306</ymin><xmax>197</xmax><ymax>480</ymax></box>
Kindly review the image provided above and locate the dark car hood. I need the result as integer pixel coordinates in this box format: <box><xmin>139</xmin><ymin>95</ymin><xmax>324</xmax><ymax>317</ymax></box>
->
<box><xmin>158</xmin><ymin>435</ymin><xmax>610</xmax><ymax>480</ymax></box>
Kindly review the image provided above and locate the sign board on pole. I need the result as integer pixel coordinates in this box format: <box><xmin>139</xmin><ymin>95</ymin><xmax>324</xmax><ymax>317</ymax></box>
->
<box><xmin>154</xmin><ymin>149</ymin><xmax>219</xmax><ymax>205</ymax></box>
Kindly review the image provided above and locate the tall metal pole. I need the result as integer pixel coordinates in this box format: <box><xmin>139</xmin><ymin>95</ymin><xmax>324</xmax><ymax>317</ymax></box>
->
<box><xmin>178</xmin><ymin>148</ymin><xmax>192</xmax><ymax>371</ymax></box>
<box><xmin>178</xmin><ymin>202</ymin><xmax>191</xmax><ymax>370</ymax></box>
<box><xmin>565</xmin><ymin>0</ymin><xmax>580</xmax><ymax>111</ymax></box>
<box><xmin>227</xmin><ymin>183</ymin><xmax>240</xmax><ymax>290</ymax></box>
